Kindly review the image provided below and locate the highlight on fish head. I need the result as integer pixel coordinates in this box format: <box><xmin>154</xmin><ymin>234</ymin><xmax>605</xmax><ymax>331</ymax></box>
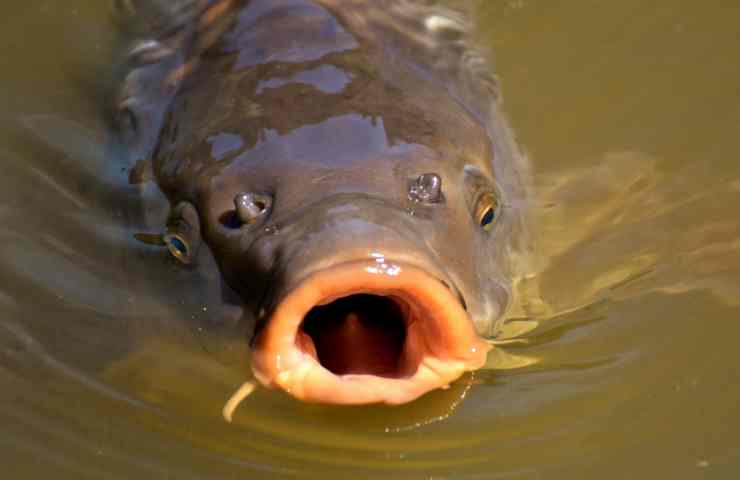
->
<box><xmin>140</xmin><ymin>0</ymin><xmax>528</xmax><ymax>405</ymax></box>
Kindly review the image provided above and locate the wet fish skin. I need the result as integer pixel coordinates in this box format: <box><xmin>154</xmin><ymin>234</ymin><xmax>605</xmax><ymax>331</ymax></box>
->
<box><xmin>118</xmin><ymin>0</ymin><xmax>530</xmax><ymax>404</ymax></box>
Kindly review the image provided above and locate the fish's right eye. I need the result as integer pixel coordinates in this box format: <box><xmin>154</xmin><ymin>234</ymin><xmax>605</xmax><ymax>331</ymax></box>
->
<box><xmin>474</xmin><ymin>192</ymin><xmax>500</xmax><ymax>232</ymax></box>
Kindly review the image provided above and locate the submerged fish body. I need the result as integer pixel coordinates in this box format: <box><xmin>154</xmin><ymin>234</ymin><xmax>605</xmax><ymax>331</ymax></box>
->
<box><xmin>118</xmin><ymin>0</ymin><xmax>531</xmax><ymax>405</ymax></box>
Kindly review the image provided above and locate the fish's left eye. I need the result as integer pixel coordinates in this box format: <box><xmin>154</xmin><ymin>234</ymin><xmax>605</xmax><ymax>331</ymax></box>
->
<box><xmin>475</xmin><ymin>192</ymin><xmax>499</xmax><ymax>232</ymax></box>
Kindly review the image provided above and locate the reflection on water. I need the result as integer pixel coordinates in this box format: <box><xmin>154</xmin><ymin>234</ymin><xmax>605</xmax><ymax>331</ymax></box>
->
<box><xmin>1</xmin><ymin>0</ymin><xmax>740</xmax><ymax>478</ymax></box>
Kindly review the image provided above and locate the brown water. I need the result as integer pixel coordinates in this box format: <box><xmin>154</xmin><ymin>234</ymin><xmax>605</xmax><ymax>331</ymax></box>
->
<box><xmin>2</xmin><ymin>1</ymin><xmax>739</xmax><ymax>478</ymax></box>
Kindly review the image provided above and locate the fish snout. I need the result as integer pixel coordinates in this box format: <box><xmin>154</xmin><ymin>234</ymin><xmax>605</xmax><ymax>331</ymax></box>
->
<box><xmin>244</xmin><ymin>198</ymin><xmax>490</xmax><ymax>404</ymax></box>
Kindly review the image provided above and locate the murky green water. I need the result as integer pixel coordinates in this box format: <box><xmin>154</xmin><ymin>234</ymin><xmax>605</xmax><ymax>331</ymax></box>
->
<box><xmin>2</xmin><ymin>1</ymin><xmax>739</xmax><ymax>478</ymax></box>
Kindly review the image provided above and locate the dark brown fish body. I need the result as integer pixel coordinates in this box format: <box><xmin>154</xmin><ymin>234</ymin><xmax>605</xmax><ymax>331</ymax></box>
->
<box><xmin>118</xmin><ymin>0</ymin><xmax>530</xmax><ymax>404</ymax></box>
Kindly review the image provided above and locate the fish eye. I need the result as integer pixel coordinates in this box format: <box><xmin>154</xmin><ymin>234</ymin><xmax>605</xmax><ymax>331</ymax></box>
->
<box><xmin>475</xmin><ymin>192</ymin><xmax>499</xmax><ymax>232</ymax></box>
<box><xmin>164</xmin><ymin>201</ymin><xmax>200</xmax><ymax>265</ymax></box>
<box><xmin>164</xmin><ymin>234</ymin><xmax>190</xmax><ymax>262</ymax></box>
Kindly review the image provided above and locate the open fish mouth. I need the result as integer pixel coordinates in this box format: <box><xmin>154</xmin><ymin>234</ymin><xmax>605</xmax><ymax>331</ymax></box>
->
<box><xmin>251</xmin><ymin>260</ymin><xmax>491</xmax><ymax>405</ymax></box>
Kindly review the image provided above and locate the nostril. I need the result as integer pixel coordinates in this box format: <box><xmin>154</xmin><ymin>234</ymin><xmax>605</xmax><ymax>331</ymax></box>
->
<box><xmin>235</xmin><ymin>193</ymin><xmax>273</xmax><ymax>225</ymax></box>
<box><xmin>219</xmin><ymin>210</ymin><xmax>243</xmax><ymax>229</ymax></box>
<box><xmin>409</xmin><ymin>173</ymin><xmax>444</xmax><ymax>204</ymax></box>
<box><xmin>219</xmin><ymin>193</ymin><xmax>273</xmax><ymax>230</ymax></box>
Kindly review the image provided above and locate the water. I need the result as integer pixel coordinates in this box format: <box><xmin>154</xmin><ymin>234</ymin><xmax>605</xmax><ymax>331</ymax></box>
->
<box><xmin>2</xmin><ymin>1</ymin><xmax>739</xmax><ymax>478</ymax></box>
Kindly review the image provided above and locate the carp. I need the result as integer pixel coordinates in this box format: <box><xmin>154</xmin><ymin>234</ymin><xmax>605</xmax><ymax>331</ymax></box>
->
<box><xmin>115</xmin><ymin>0</ymin><xmax>531</xmax><ymax>408</ymax></box>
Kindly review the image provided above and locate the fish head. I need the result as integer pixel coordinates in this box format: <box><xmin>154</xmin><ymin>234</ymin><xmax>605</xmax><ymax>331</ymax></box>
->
<box><xmin>169</xmin><ymin>105</ymin><xmax>514</xmax><ymax>404</ymax></box>
<box><xmin>145</xmin><ymin>0</ymin><xmax>526</xmax><ymax>405</ymax></box>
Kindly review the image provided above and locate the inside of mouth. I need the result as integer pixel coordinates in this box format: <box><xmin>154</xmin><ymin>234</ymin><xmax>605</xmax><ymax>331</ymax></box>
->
<box><xmin>299</xmin><ymin>294</ymin><xmax>415</xmax><ymax>378</ymax></box>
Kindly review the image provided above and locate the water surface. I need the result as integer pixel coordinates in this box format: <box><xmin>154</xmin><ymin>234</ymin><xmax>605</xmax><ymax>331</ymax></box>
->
<box><xmin>1</xmin><ymin>1</ymin><xmax>739</xmax><ymax>478</ymax></box>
